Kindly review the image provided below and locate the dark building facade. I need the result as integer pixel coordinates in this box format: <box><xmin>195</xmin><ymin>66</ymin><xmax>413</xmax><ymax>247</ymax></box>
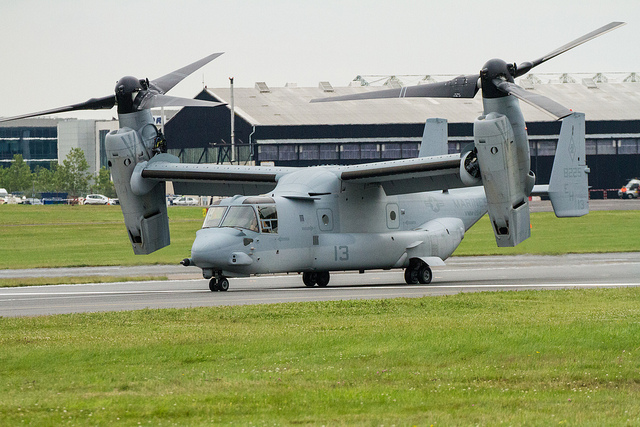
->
<box><xmin>165</xmin><ymin>86</ymin><xmax>640</xmax><ymax>194</ymax></box>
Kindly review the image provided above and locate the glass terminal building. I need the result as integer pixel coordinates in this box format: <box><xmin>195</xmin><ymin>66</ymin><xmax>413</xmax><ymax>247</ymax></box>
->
<box><xmin>0</xmin><ymin>119</ymin><xmax>58</xmax><ymax>169</ymax></box>
<box><xmin>0</xmin><ymin>118</ymin><xmax>119</xmax><ymax>172</ymax></box>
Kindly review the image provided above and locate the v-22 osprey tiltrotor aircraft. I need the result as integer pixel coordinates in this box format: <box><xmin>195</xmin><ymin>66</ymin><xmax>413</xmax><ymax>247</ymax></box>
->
<box><xmin>1</xmin><ymin>22</ymin><xmax>624</xmax><ymax>291</ymax></box>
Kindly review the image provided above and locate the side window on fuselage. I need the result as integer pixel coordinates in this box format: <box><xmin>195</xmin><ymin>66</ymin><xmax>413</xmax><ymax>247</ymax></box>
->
<box><xmin>258</xmin><ymin>205</ymin><xmax>278</xmax><ymax>233</ymax></box>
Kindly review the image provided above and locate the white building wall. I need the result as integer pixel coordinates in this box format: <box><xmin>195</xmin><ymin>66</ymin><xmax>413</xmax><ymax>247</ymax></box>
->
<box><xmin>95</xmin><ymin>120</ymin><xmax>120</xmax><ymax>171</ymax></box>
<box><xmin>57</xmin><ymin>120</ymin><xmax>97</xmax><ymax>173</ymax></box>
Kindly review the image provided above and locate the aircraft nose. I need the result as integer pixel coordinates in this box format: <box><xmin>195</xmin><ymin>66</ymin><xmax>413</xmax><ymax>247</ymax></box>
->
<box><xmin>190</xmin><ymin>228</ymin><xmax>242</xmax><ymax>268</ymax></box>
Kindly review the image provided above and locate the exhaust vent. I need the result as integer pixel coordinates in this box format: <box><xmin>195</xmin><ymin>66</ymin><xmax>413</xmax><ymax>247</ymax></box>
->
<box><xmin>318</xmin><ymin>81</ymin><xmax>334</xmax><ymax>92</ymax></box>
<box><xmin>255</xmin><ymin>82</ymin><xmax>271</xmax><ymax>93</ymax></box>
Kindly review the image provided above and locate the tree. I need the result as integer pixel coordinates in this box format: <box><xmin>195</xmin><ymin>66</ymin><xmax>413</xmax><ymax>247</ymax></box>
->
<box><xmin>91</xmin><ymin>167</ymin><xmax>116</xmax><ymax>198</ymax></box>
<box><xmin>1</xmin><ymin>154</ymin><xmax>33</xmax><ymax>193</ymax></box>
<box><xmin>33</xmin><ymin>163</ymin><xmax>60</xmax><ymax>193</ymax></box>
<box><xmin>58</xmin><ymin>148</ymin><xmax>91</xmax><ymax>198</ymax></box>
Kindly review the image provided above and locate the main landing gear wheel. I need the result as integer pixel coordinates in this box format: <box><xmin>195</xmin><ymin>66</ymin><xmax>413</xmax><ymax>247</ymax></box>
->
<box><xmin>316</xmin><ymin>272</ymin><xmax>330</xmax><ymax>287</ymax></box>
<box><xmin>302</xmin><ymin>272</ymin><xmax>330</xmax><ymax>287</ymax></box>
<box><xmin>209</xmin><ymin>277</ymin><xmax>229</xmax><ymax>292</ymax></box>
<box><xmin>404</xmin><ymin>267</ymin><xmax>419</xmax><ymax>285</ymax></box>
<box><xmin>303</xmin><ymin>272</ymin><xmax>317</xmax><ymax>287</ymax></box>
<box><xmin>417</xmin><ymin>264</ymin><xmax>432</xmax><ymax>284</ymax></box>
<box><xmin>404</xmin><ymin>261</ymin><xmax>432</xmax><ymax>285</ymax></box>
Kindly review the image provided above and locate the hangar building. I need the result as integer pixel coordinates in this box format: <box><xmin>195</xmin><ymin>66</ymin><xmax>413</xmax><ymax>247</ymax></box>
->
<box><xmin>165</xmin><ymin>73</ymin><xmax>640</xmax><ymax>193</ymax></box>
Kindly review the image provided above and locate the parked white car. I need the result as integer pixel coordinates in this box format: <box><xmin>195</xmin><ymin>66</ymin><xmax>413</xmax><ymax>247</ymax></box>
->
<box><xmin>84</xmin><ymin>194</ymin><xmax>110</xmax><ymax>205</ymax></box>
<box><xmin>19</xmin><ymin>197</ymin><xmax>43</xmax><ymax>205</ymax></box>
<box><xmin>173</xmin><ymin>196</ymin><xmax>199</xmax><ymax>206</ymax></box>
<box><xmin>0</xmin><ymin>188</ymin><xmax>7</xmax><ymax>204</ymax></box>
<box><xmin>618</xmin><ymin>179</ymin><xmax>640</xmax><ymax>199</ymax></box>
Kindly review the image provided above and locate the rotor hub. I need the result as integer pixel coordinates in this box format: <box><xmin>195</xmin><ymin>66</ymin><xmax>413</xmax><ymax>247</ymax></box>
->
<box><xmin>480</xmin><ymin>59</ymin><xmax>515</xmax><ymax>99</ymax></box>
<box><xmin>115</xmin><ymin>76</ymin><xmax>145</xmax><ymax>114</ymax></box>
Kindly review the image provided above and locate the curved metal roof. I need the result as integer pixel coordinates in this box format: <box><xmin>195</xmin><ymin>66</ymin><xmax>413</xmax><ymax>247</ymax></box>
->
<box><xmin>205</xmin><ymin>74</ymin><xmax>640</xmax><ymax>126</ymax></box>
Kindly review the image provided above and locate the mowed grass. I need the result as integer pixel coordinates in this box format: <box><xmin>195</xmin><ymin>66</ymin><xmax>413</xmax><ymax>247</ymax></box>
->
<box><xmin>1</xmin><ymin>288</ymin><xmax>639</xmax><ymax>425</ymax></box>
<box><xmin>0</xmin><ymin>205</ymin><xmax>206</xmax><ymax>269</ymax></box>
<box><xmin>0</xmin><ymin>204</ymin><xmax>639</xmax><ymax>269</ymax></box>
<box><xmin>455</xmin><ymin>210</ymin><xmax>640</xmax><ymax>255</ymax></box>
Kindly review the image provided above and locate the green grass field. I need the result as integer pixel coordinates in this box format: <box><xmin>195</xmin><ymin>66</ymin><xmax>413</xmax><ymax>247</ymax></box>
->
<box><xmin>2</xmin><ymin>204</ymin><xmax>639</xmax><ymax>424</ymax></box>
<box><xmin>1</xmin><ymin>288</ymin><xmax>639</xmax><ymax>425</ymax></box>
<box><xmin>1</xmin><ymin>204</ymin><xmax>639</xmax><ymax>270</ymax></box>
<box><xmin>0</xmin><ymin>205</ymin><xmax>207</xmax><ymax>269</ymax></box>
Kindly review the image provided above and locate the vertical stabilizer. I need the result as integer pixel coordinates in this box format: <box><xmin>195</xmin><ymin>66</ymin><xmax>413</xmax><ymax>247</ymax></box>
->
<box><xmin>418</xmin><ymin>118</ymin><xmax>448</xmax><ymax>157</ymax></box>
<box><xmin>548</xmin><ymin>112</ymin><xmax>589</xmax><ymax>217</ymax></box>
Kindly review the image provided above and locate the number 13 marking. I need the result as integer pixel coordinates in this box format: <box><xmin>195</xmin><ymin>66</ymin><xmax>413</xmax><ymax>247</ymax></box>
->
<box><xmin>334</xmin><ymin>245</ymin><xmax>349</xmax><ymax>261</ymax></box>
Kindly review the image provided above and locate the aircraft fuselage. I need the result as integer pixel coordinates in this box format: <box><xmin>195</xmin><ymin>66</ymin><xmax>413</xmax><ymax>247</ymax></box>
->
<box><xmin>189</xmin><ymin>181</ymin><xmax>487</xmax><ymax>279</ymax></box>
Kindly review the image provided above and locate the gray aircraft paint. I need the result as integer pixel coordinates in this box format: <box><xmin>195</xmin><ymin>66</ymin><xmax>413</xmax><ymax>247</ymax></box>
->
<box><xmin>189</xmin><ymin>186</ymin><xmax>486</xmax><ymax>278</ymax></box>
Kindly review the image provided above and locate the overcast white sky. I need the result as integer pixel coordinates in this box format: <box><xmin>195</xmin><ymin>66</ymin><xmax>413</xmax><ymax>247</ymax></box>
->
<box><xmin>0</xmin><ymin>0</ymin><xmax>637</xmax><ymax>120</ymax></box>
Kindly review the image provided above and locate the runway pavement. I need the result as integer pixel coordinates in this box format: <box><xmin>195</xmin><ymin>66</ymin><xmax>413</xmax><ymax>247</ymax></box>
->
<box><xmin>529</xmin><ymin>198</ymin><xmax>640</xmax><ymax>212</ymax></box>
<box><xmin>1</xmin><ymin>253</ymin><xmax>639</xmax><ymax>317</ymax></box>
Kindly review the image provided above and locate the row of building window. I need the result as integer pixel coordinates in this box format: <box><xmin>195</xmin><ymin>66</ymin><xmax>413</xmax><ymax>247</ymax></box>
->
<box><xmin>0</xmin><ymin>128</ymin><xmax>57</xmax><ymax>139</ymax></box>
<box><xmin>0</xmin><ymin>139</ymin><xmax>58</xmax><ymax>161</ymax></box>
<box><xmin>255</xmin><ymin>138</ymin><xmax>640</xmax><ymax>162</ymax></box>
<box><xmin>258</xmin><ymin>143</ymin><xmax>421</xmax><ymax>162</ymax></box>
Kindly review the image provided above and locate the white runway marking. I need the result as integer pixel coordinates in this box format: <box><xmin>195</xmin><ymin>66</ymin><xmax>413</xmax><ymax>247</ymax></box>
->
<box><xmin>2</xmin><ymin>281</ymin><xmax>638</xmax><ymax>299</ymax></box>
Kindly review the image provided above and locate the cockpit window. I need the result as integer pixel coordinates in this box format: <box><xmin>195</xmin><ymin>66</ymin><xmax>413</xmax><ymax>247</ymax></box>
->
<box><xmin>243</xmin><ymin>196</ymin><xmax>275</xmax><ymax>204</ymax></box>
<box><xmin>258</xmin><ymin>205</ymin><xmax>278</xmax><ymax>233</ymax></box>
<box><xmin>202</xmin><ymin>206</ymin><xmax>227</xmax><ymax>228</ymax></box>
<box><xmin>220</xmin><ymin>206</ymin><xmax>259</xmax><ymax>232</ymax></box>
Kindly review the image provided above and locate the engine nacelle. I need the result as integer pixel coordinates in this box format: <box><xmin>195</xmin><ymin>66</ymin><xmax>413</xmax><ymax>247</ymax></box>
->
<box><xmin>105</xmin><ymin>110</ymin><xmax>171</xmax><ymax>255</ymax></box>
<box><xmin>459</xmin><ymin>149</ymin><xmax>482</xmax><ymax>186</ymax></box>
<box><xmin>474</xmin><ymin>112</ymin><xmax>530</xmax><ymax>247</ymax></box>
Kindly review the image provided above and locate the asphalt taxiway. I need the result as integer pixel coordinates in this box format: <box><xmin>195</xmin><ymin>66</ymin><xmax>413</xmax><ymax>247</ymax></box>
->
<box><xmin>1</xmin><ymin>253</ymin><xmax>639</xmax><ymax>317</ymax></box>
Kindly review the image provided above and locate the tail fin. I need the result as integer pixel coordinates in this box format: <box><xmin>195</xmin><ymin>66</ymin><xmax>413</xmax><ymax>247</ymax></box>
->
<box><xmin>418</xmin><ymin>118</ymin><xmax>448</xmax><ymax>157</ymax></box>
<box><xmin>548</xmin><ymin>112</ymin><xmax>589</xmax><ymax>217</ymax></box>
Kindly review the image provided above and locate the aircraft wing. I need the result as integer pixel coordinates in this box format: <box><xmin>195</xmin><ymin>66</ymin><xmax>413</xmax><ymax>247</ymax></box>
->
<box><xmin>137</xmin><ymin>155</ymin><xmax>298</xmax><ymax>196</ymax></box>
<box><xmin>135</xmin><ymin>153</ymin><xmax>472</xmax><ymax>198</ymax></box>
<box><xmin>334</xmin><ymin>153</ymin><xmax>470</xmax><ymax>195</ymax></box>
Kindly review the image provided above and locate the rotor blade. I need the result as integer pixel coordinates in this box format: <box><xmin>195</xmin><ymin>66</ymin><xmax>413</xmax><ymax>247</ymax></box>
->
<box><xmin>150</xmin><ymin>52</ymin><xmax>224</xmax><ymax>94</ymax></box>
<box><xmin>0</xmin><ymin>95</ymin><xmax>115</xmax><ymax>123</ymax></box>
<box><xmin>494</xmin><ymin>79</ymin><xmax>572</xmax><ymax>120</ymax></box>
<box><xmin>516</xmin><ymin>22</ymin><xmax>626</xmax><ymax>76</ymax></box>
<box><xmin>138</xmin><ymin>93</ymin><xmax>226</xmax><ymax>110</ymax></box>
<box><xmin>311</xmin><ymin>74</ymin><xmax>479</xmax><ymax>103</ymax></box>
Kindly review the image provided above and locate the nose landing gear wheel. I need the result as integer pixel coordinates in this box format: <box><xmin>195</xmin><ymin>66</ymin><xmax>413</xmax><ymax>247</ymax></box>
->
<box><xmin>209</xmin><ymin>277</ymin><xmax>229</xmax><ymax>292</ymax></box>
<box><xmin>218</xmin><ymin>277</ymin><xmax>229</xmax><ymax>291</ymax></box>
